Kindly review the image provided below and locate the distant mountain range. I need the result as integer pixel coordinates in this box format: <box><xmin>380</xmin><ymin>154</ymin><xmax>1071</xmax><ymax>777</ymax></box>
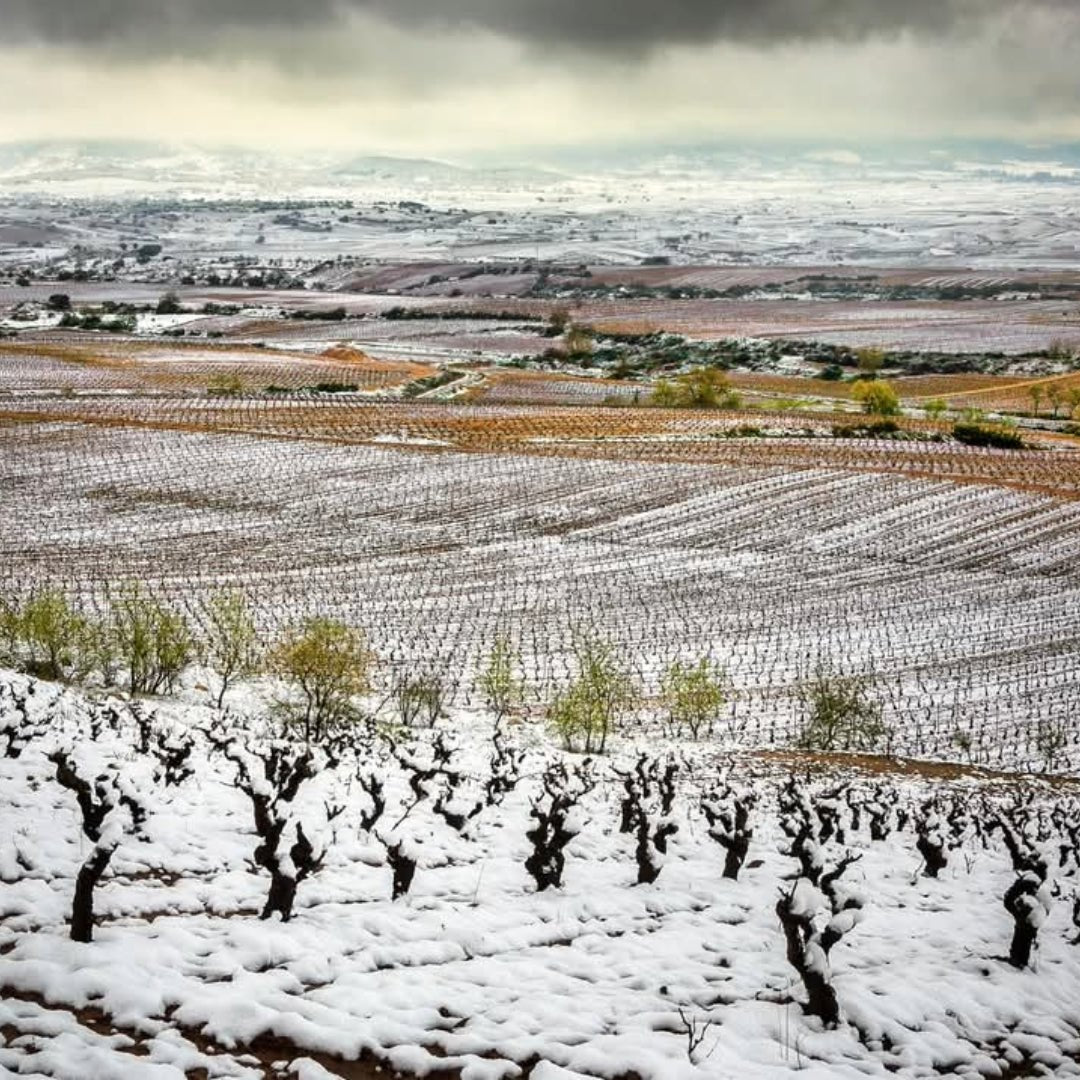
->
<box><xmin>0</xmin><ymin>138</ymin><xmax>1076</xmax><ymax>197</ymax></box>
<box><xmin>0</xmin><ymin>140</ymin><xmax>566</xmax><ymax>195</ymax></box>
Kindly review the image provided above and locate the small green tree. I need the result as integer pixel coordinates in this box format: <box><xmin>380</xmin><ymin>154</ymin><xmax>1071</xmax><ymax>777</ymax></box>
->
<box><xmin>649</xmin><ymin>368</ymin><xmax>741</xmax><ymax>409</ymax></box>
<box><xmin>112</xmin><ymin>584</ymin><xmax>194</xmax><ymax>695</ymax></box>
<box><xmin>1048</xmin><ymin>338</ymin><xmax>1079</xmax><ymax>362</ymax></box>
<box><xmin>1028</xmin><ymin>385</ymin><xmax>1044</xmax><ymax>416</ymax></box>
<box><xmin>75</xmin><ymin>617</ymin><xmax>120</xmax><ymax>686</ymax></box>
<box><xmin>204</xmin><ymin>589</ymin><xmax>261</xmax><ymax>708</ymax></box>
<box><xmin>795</xmin><ymin>666</ymin><xmax>890</xmax><ymax>753</ymax></box>
<box><xmin>0</xmin><ymin>597</ymin><xmax>24</xmax><ymax>665</ymax></box>
<box><xmin>272</xmin><ymin>617</ymin><xmax>372</xmax><ymax>742</ymax></box>
<box><xmin>660</xmin><ymin>658</ymin><xmax>726</xmax><ymax>739</ymax></box>
<box><xmin>1065</xmin><ymin>387</ymin><xmax>1080</xmax><ymax>419</ymax></box>
<box><xmin>924</xmin><ymin>398</ymin><xmax>948</xmax><ymax>421</ymax></box>
<box><xmin>852</xmin><ymin>380</ymin><xmax>901</xmax><ymax>418</ymax></box>
<box><xmin>1034</xmin><ymin>716</ymin><xmax>1068</xmax><ymax>774</ymax></box>
<box><xmin>392</xmin><ymin>670</ymin><xmax>446</xmax><ymax>728</ymax></box>
<box><xmin>21</xmin><ymin>590</ymin><xmax>86</xmax><ymax>681</ymax></box>
<box><xmin>478</xmin><ymin>633</ymin><xmax>523</xmax><ymax>725</ymax></box>
<box><xmin>547</xmin><ymin>635</ymin><xmax>635</xmax><ymax>753</ymax></box>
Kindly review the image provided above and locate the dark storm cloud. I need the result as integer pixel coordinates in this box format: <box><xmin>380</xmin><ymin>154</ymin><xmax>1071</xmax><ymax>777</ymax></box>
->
<box><xmin>0</xmin><ymin>0</ymin><xmax>1069</xmax><ymax>53</ymax></box>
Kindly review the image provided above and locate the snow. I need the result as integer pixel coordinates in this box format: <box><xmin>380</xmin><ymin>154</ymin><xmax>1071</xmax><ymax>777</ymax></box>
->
<box><xmin>1</xmin><ymin>672</ymin><xmax>1079</xmax><ymax>1078</ymax></box>
<box><xmin>3</xmin><ymin>423</ymin><xmax>1080</xmax><ymax>776</ymax></box>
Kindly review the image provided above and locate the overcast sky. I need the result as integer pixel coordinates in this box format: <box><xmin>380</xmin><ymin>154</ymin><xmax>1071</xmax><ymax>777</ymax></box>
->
<box><xmin>0</xmin><ymin>1</ymin><xmax>1077</xmax><ymax>156</ymax></box>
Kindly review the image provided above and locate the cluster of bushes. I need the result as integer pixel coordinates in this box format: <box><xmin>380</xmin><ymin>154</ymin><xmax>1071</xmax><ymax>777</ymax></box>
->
<box><xmin>1</xmin><ymin>587</ymin><xmax>897</xmax><ymax>757</ymax></box>
<box><xmin>952</xmin><ymin>423</ymin><xmax>1027</xmax><ymax>450</ymax></box>
<box><xmin>384</xmin><ymin>306</ymin><xmax>544</xmax><ymax>323</ymax></box>
<box><xmin>1</xmin><ymin>587</ymin><xmax>196</xmax><ymax>694</ymax></box>
<box><xmin>287</xmin><ymin>306</ymin><xmax>349</xmax><ymax>322</ymax></box>
<box><xmin>58</xmin><ymin>311</ymin><xmax>136</xmax><ymax>333</ymax></box>
<box><xmin>530</xmin><ymin>273</ymin><xmax>1080</xmax><ymax>306</ymax></box>
<box><xmin>0</xmin><ymin>589</ymin><xmax>364</xmax><ymax>726</ymax></box>
<box><xmin>524</xmin><ymin>319</ymin><xmax>1076</xmax><ymax>385</ymax></box>
<box><xmin>305</xmin><ymin>381</ymin><xmax>359</xmax><ymax>394</ymax></box>
<box><xmin>207</xmin><ymin>373</ymin><xmax>245</xmax><ymax>397</ymax></box>
<box><xmin>48</xmin><ymin>290</ymin><xmax>190</xmax><ymax>332</ymax></box>
<box><xmin>260</xmin><ymin>381</ymin><xmax>360</xmax><ymax>396</ymax></box>
<box><xmin>832</xmin><ymin>420</ymin><xmax>899</xmax><ymax>438</ymax></box>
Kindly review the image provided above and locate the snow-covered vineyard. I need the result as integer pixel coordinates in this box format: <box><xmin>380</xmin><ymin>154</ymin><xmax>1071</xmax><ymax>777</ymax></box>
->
<box><xmin>2</xmin><ymin>674</ymin><xmax>1080</xmax><ymax>1079</ymax></box>
<box><xmin>2</xmin><ymin>421</ymin><xmax>1079</xmax><ymax>772</ymax></box>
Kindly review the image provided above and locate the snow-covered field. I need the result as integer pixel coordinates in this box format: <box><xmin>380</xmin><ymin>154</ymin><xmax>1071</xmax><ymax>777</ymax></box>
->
<box><xmin>4</xmin><ymin>153</ymin><xmax>1080</xmax><ymax>269</ymax></box>
<box><xmin>1</xmin><ymin>673</ymin><xmax>1079</xmax><ymax>1079</ymax></box>
<box><xmin>2</xmin><ymin>421</ymin><xmax>1079</xmax><ymax>773</ymax></box>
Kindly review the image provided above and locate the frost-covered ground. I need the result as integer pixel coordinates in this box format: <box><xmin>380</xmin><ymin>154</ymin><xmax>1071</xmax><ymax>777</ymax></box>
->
<box><xmin>4</xmin><ymin>154</ymin><xmax>1080</xmax><ymax>268</ymax></box>
<box><xmin>2</xmin><ymin>422</ymin><xmax>1080</xmax><ymax>772</ymax></box>
<box><xmin>1</xmin><ymin>673</ymin><xmax>1079</xmax><ymax>1079</ymax></box>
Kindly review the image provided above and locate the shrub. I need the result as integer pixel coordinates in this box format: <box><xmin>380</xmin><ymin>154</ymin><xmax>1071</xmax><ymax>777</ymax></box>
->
<box><xmin>0</xmin><ymin>598</ymin><xmax>22</xmax><ymax>664</ymax></box>
<box><xmin>155</xmin><ymin>291</ymin><xmax>183</xmax><ymax>315</ymax></box>
<box><xmin>852</xmin><ymin>380</ymin><xmax>901</xmax><ymax>417</ymax></box>
<box><xmin>1047</xmin><ymin>338</ymin><xmax>1079</xmax><ymax>362</ymax></box>
<box><xmin>794</xmin><ymin>666</ymin><xmax>890</xmax><ymax>753</ymax></box>
<box><xmin>855</xmin><ymin>346</ymin><xmax>885</xmax><ymax>376</ymax></box>
<box><xmin>547</xmin><ymin>635</ymin><xmax>635</xmax><ymax>753</ymax></box>
<box><xmin>649</xmin><ymin>368</ymin><xmax>742</xmax><ymax>409</ymax></box>
<box><xmin>660</xmin><ymin>658</ymin><xmax>726</xmax><ymax>739</ymax></box>
<box><xmin>76</xmin><ymin>618</ymin><xmax>120</xmax><ymax>686</ymax></box>
<box><xmin>564</xmin><ymin>324</ymin><xmax>594</xmax><ymax>358</ymax></box>
<box><xmin>272</xmin><ymin>617</ymin><xmax>372</xmax><ymax>742</ymax></box>
<box><xmin>208</xmin><ymin>373</ymin><xmax>245</xmax><ymax>397</ymax></box>
<box><xmin>392</xmin><ymin>671</ymin><xmax>446</xmax><ymax>728</ymax></box>
<box><xmin>112</xmin><ymin>584</ymin><xmax>194</xmax><ymax>695</ymax></box>
<box><xmin>478</xmin><ymin>633</ymin><xmax>523</xmax><ymax>724</ymax></box>
<box><xmin>204</xmin><ymin>589</ymin><xmax>261</xmax><ymax>708</ymax></box>
<box><xmin>952</xmin><ymin>423</ymin><xmax>1025</xmax><ymax>450</ymax></box>
<box><xmin>20</xmin><ymin>590</ymin><xmax>87</xmax><ymax>681</ymax></box>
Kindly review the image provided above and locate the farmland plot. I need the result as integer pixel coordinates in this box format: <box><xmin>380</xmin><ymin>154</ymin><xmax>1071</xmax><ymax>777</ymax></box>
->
<box><xmin>579</xmin><ymin>298</ymin><xmax>1080</xmax><ymax>354</ymax></box>
<box><xmin>5</xmin><ymin>395</ymin><xmax>1080</xmax><ymax>497</ymax></box>
<box><xmin>2</xmin><ymin>419</ymin><xmax>1080</xmax><ymax>772</ymax></box>
<box><xmin>0</xmin><ymin>342</ymin><xmax>432</xmax><ymax>396</ymax></box>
